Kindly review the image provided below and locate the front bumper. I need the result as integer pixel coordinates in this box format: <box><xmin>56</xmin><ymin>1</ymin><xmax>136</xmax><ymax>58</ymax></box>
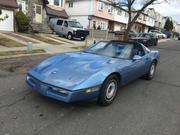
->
<box><xmin>73</xmin><ymin>30</ymin><xmax>89</xmax><ymax>39</ymax></box>
<box><xmin>26</xmin><ymin>75</ymin><xmax>99</xmax><ymax>103</ymax></box>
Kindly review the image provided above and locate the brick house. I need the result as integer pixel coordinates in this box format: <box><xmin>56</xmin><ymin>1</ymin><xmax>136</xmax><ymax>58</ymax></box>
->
<box><xmin>0</xmin><ymin>0</ymin><xmax>18</xmax><ymax>32</ymax></box>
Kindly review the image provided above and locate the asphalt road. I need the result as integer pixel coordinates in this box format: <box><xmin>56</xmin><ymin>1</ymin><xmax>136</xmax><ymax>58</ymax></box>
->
<box><xmin>0</xmin><ymin>40</ymin><xmax>180</xmax><ymax>135</ymax></box>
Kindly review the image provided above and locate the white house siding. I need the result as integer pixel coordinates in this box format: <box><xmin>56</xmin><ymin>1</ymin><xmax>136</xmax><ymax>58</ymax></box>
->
<box><xmin>0</xmin><ymin>9</ymin><xmax>14</xmax><ymax>32</ymax></box>
<box><xmin>146</xmin><ymin>17</ymin><xmax>155</xmax><ymax>27</ymax></box>
<box><xmin>48</xmin><ymin>0</ymin><xmax>65</xmax><ymax>7</ymax></box>
<box><xmin>70</xmin><ymin>15</ymin><xmax>89</xmax><ymax>29</ymax></box>
<box><xmin>114</xmin><ymin>9</ymin><xmax>128</xmax><ymax>24</ymax></box>
<box><xmin>65</xmin><ymin>0</ymin><xmax>93</xmax><ymax>16</ymax></box>
<box><xmin>65</xmin><ymin>0</ymin><xmax>94</xmax><ymax>29</ymax></box>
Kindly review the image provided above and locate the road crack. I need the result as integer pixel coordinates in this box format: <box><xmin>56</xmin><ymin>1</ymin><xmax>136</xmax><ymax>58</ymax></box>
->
<box><xmin>0</xmin><ymin>91</ymin><xmax>32</xmax><ymax>110</ymax></box>
<box><xmin>152</xmin><ymin>80</ymin><xmax>180</xmax><ymax>88</ymax></box>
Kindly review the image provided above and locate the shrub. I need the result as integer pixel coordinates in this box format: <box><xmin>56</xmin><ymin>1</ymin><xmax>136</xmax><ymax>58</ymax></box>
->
<box><xmin>16</xmin><ymin>11</ymin><xmax>29</xmax><ymax>32</ymax></box>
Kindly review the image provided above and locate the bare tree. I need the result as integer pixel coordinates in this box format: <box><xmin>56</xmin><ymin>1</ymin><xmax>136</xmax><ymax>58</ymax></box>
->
<box><xmin>115</xmin><ymin>0</ymin><xmax>169</xmax><ymax>40</ymax></box>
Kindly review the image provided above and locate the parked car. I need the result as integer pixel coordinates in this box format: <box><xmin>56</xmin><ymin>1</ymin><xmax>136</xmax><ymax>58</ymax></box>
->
<box><xmin>130</xmin><ymin>33</ymin><xmax>158</xmax><ymax>47</ymax></box>
<box><xmin>49</xmin><ymin>18</ymin><xmax>89</xmax><ymax>40</ymax></box>
<box><xmin>26</xmin><ymin>40</ymin><xmax>160</xmax><ymax>106</ymax></box>
<box><xmin>149</xmin><ymin>30</ymin><xmax>167</xmax><ymax>39</ymax></box>
<box><xmin>109</xmin><ymin>29</ymin><xmax>138</xmax><ymax>38</ymax></box>
<box><xmin>178</xmin><ymin>35</ymin><xmax>180</xmax><ymax>40</ymax></box>
<box><xmin>161</xmin><ymin>29</ymin><xmax>172</xmax><ymax>38</ymax></box>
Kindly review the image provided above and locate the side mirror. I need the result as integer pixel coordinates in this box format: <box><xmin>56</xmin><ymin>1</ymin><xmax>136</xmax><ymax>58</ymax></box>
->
<box><xmin>133</xmin><ymin>55</ymin><xmax>142</xmax><ymax>61</ymax></box>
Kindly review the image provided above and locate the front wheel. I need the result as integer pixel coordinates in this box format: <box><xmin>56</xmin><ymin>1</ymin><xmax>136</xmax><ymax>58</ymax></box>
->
<box><xmin>67</xmin><ymin>33</ymin><xmax>73</xmax><ymax>40</ymax></box>
<box><xmin>144</xmin><ymin>62</ymin><xmax>157</xmax><ymax>80</ymax></box>
<box><xmin>98</xmin><ymin>75</ymin><xmax>119</xmax><ymax>106</ymax></box>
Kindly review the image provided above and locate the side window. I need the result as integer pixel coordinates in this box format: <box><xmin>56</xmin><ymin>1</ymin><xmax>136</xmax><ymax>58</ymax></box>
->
<box><xmin>64</xmin><ymin>21</ymin><xmax>68</xmax><ymax>27</ymax></box>
<box><xmin>57</xmin><ymin>20</ymin><xmax>63</xmax><ymax>26</ymax></box>
<box><xmin>133</xmin><ymin>43</ymin><xmax>145</xmax><ymax>56</ymax></box>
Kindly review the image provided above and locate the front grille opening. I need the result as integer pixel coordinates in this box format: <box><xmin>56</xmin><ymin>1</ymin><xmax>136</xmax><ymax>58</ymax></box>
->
<box><xmin>48</xmin><ymin>87</ymin><xmax>69</xmax><ymax>97</ymax></box>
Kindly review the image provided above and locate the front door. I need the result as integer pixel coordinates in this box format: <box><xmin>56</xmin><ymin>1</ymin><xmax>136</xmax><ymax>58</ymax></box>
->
<box><xmin>34</xmin><ymin>4</ymin><xmax>42</xmax><ymax>23</ymax></box>
<box><xmin>62</xmin><ymin>21</ymin><xmax>69</xmax><ymax>35</ymax></box>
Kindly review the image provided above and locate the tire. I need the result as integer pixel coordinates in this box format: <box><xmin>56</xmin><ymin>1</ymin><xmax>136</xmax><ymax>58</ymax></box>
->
<box><xmin>144</xmin><ymin>61</ymin><xmax>157</xmax><ymax>80</ymax></box>
<box><xmin>67</xmin><ymin>32</ymin><xmax>73</xmax><ymax>40</ymax></box>
<box><xmin>98</xmin><ymin>75</ymin><xmax>120</xmax><ymax>106</ymax></box>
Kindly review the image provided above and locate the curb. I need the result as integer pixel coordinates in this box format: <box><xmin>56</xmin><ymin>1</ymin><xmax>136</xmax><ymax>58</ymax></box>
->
<box><xmin>158</xmin><ymin>39</ymin><xmax>171</xmax><ymax>43</ymax></box>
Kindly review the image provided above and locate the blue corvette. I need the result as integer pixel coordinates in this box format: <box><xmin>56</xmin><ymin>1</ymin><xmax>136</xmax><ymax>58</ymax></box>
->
<box><xmin>26</xmin><ymin>41</ymin><xmax>160</xmax><ymax>106</ymax></box>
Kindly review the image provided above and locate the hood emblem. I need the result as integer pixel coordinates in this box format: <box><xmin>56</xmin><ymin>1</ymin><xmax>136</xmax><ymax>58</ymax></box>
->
<box><xmin>52</xmin><ymin>71</ymin><xmax>57</xmax><ymax>74</ymax></box>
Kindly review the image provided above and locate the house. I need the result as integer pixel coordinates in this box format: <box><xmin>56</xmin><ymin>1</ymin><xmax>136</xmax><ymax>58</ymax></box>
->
<box><xmin>132</xmin><ymin>10</ymin><xmax>155</xmax><ymax>33</ymax></box>
<box><xmin>153</xmin><ymin>11</ymin><xmax>163</xmax><ymax>30</ymax></box>
<box><xmin>0</xmin><ymin>0</ymin><xmax>18</xmax><ymax>32</ymax></box>
<box><xmin>175</xmin><ymin>24</ymin><xmax>180</xmax><ymax>33</ymax></box>
<box><xmin>17</xmin><ymin>0</ymin><xmax>68</xmax><ymax>33</ymax></box>
<box><xmin>65</xmin><ymin>0</ymin><xmax>117</xmax><ymax>30</ymax></box>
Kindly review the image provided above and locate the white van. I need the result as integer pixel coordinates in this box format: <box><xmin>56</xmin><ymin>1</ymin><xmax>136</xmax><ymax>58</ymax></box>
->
<box><xmin>49</xmin><ymin>18</ymin><xmax>89</xmax><ymax>40</ymax></box>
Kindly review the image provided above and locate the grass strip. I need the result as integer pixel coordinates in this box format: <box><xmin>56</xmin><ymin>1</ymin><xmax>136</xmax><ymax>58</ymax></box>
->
<box><xmin>19</xmin><ymin>33</ymin><xmax>62</xmax><ymax>45</ymax></box>
<box><xmin>0</xmin><ymin>49</ymin><xmax>45</xmax><ymax>56</ymax></box>
<box><xmin>0</xmin><ymin>36</ymin><xmax>25</xmax><ymax>48</ymax></box>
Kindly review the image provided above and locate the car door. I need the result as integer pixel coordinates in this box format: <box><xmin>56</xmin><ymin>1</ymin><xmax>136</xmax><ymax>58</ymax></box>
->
<box><xmin>62</xmin><ymin>21</ymin><xmax>69</xmax><ymax>36</ymax></box>
<box><xmin>130</xmin><ymin>43</ymin><xmax>149</xmax><ymax>79</ymax></box>
<box><xmin>54</xmin><ymin>19</ymin><xmax>63</xmax><ymax>34</ymax></box>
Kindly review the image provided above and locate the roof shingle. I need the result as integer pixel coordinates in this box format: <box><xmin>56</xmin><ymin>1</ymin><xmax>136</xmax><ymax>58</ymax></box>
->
<box><xmin>46</xmin><ymin>5</ymin><xmax>68</xmax><ymax>19</ymax></box>
<box><xmin>0</xmin><ymin>0</ymin><xmax>18</xmax><ymax>8</ymax></box>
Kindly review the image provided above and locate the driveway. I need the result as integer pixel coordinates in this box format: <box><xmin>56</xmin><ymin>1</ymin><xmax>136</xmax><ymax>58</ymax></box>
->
<box><xmin>0</xmin><ymin>40</ymin><xmax>180</xmax><ymax>135</ymax></box>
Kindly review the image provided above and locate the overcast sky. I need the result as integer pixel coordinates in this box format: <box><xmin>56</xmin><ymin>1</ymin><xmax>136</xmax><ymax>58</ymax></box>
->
<box><xmin>149</xmin><ymin>0</ymin><xmax>180</xmax><ymax>23</ymax></box>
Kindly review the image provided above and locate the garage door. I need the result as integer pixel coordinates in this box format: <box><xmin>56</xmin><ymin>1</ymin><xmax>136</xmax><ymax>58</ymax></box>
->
<box><xmin>0</xmin><ymin>9</ymin><xmax>14</xmax><ymax>32</ymax></box>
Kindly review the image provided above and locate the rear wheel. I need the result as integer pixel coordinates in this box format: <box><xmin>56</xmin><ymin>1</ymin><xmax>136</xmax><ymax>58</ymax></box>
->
<box><xmin>98</xmin><ymin>75</ymin><xmax>119</xmax><ymax>106</ymax></box>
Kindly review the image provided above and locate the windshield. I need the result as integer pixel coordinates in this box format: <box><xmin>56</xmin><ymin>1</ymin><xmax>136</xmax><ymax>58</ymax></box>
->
<box><xmin>69</xmin><ymin>21</ymin><xmax>83</xmax><ymax>28</ymax></box>
<box><xmin>84</xmin><ymin>41</ymin><xmax>133</xmax><ymax>59</ymax></box>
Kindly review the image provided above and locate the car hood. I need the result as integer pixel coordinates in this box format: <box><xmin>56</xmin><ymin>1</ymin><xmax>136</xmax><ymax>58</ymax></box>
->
<box><xmin>28</xmin><ymin>52</ymin><xmax>126</xmax><ymax>90</ymax></box>
<box><xmin>72</xmin><ymin>27</ymin><xmax>84</xmax><ymax>31</ymax></box>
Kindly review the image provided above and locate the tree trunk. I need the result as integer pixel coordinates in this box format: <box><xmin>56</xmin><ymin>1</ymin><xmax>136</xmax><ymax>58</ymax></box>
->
<box><xmin>124</xmin><ymin>19</ymin><xmax>133</xmax><ymax>41</ymax></box>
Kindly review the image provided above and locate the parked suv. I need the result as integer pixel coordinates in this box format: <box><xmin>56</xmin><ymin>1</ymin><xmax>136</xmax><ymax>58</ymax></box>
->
<box><xmin>49</xmin><ymin>18</ymin><xmax>89</xmax><ymax>40</ymax></box>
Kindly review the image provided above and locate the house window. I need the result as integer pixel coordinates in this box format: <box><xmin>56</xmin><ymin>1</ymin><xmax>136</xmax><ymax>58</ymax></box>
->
<box><xmin>53</xmin><ymin>0</ymin><xmax>64</xmax><ymax>7</ymax></box>
<box><xmin>54</xmin><ymin>0</ymin><xmax>59</xmax><ymax>6</ymax></box>
<box><xmin>36</xmin><ymin>5</ymin><xmax>42</xmax><ymax>14</ymax></box>
<box><xmin>69</xmin><ymin>2</ymin><xmax>73</xmax><ymax>8</ymax></box>
<box><xmin>108</xmin><ymin>5</ymin><xmax>113</xmax><ymax>14</ymax></box>
<box><xmin>98</xmin><ymin>2</ymin><xmax>104</xmax><ymax>11</ymax></box>
<box><xmin>117</xmin><ymin>9</ymin><xmax>122</xmax><ymax>16</ymax></box>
